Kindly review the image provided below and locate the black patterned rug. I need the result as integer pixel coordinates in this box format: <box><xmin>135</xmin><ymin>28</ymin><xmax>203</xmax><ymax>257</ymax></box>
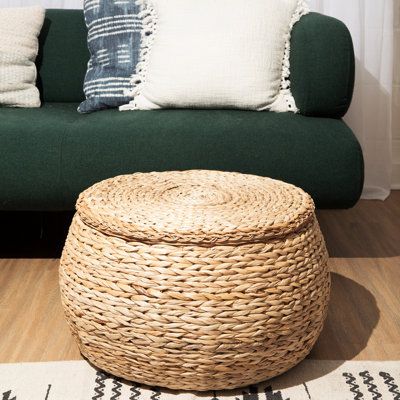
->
<box><xmin>1</xmin><ymin>360</ymin><xmax>399</xmax><ymax>400</ymax></box>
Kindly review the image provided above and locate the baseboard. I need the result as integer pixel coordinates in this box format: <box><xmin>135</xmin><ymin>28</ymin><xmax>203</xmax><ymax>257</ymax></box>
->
<box><xmin>392</xmin><ymin>162</ymin><xmax>400</xmax><ymax>190</ymax></box>
<box><xmin>392</xmin><ymin>137</ymin><xmax>400</xmax><ymax>189</ymax></box>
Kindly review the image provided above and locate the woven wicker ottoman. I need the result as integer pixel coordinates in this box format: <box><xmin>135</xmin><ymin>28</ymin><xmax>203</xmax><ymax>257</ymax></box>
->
<box><xmin>60</xmin><ymin>170</ymin><xmax>330</xmax><ymax>391</ymax></box>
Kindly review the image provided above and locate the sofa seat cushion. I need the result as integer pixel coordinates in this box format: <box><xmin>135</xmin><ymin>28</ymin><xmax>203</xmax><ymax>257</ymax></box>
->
<box><xmin>0</xmin><ymin>103</ymin><xmax>363</xmax><ymax>210</ymax></box>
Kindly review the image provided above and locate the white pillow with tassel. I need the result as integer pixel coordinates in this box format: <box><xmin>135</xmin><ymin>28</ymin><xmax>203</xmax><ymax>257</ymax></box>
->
<box><xmin>120</xmin><ymin>0</ymin><xmax>308</xmax><ymax>112</ymax></box>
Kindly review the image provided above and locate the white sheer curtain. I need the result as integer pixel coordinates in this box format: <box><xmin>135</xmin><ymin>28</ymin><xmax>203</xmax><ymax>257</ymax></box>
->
<box><xmin>309</xmin><ymin>0</ymin><xmax>394</xmax><ymax>200</ymax></box>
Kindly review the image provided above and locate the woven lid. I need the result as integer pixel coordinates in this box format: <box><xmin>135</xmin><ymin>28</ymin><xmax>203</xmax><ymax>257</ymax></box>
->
<box><xmin>76</xmin><ymin>170</ymin><xmax>315</xmax><ymax>245</ymax></box>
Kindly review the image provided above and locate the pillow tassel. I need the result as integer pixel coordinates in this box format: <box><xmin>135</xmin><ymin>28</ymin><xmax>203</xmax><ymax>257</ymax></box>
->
<box><xmin>268</xmin><ymin>0</ymin><xmax>310</xmax><ymax>113</ymax></box>
<box><xmin>120</xmin><ymin>0</ymin><xmax>156</xmax><ymax>111</ymax></box>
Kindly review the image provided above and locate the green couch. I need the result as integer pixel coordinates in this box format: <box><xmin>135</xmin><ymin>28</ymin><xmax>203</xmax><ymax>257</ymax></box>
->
<box><xmin>0</xmin><ymin>10</ymin><xmax>363</xmax><ymax>211</ymax></box>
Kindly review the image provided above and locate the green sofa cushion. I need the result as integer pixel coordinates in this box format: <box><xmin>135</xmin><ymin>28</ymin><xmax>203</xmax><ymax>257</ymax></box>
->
<box><xmin>0</xmin><ymin>103</ymin><xmax>363</xmax><ymax>210</ymax></box>
<box><xmin>37</xmin><ymin>10</ymin><xmax>89</xmax><ymax>103</ymax></box>
<box><xmin>290</xmin><ymin>13</ymin><xmax>355</xmax><ymax>118</ymax></box>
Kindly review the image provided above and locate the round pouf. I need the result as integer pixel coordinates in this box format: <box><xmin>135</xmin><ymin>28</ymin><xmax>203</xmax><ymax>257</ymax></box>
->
<box><xmin>60</xmin><ymin>170</ymin><xmax>330</xmax><ymax>391</ymax></box>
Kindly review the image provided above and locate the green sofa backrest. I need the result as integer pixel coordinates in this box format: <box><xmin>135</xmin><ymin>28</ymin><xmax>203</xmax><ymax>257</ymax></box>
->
<box><xmin>37</xmin><ymin>10</ymin><xmax>354</xmax><ymax>118</ymax></box>
<box><xmin>38</xmin><ymin>10</ymin><xmax>89</xmax><ymax>103</ymax></box>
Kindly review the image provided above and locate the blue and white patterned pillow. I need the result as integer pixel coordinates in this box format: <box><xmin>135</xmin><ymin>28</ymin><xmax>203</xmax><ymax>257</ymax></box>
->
<box><xmin>78</xmin><ymin>0</ymin><xmax>142</xmax><ymax>113</ymax></box>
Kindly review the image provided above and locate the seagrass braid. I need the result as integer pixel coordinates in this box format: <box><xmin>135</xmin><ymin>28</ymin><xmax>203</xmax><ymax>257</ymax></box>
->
<box><xmin>76</xmin><ymin>170</ymin><xmax>315</xmax><ymax>245</ymax></box>
<box><xmin>59</xmin><ymin>170</ymin><xmax>330</xmax><ymax>390</ymax></box>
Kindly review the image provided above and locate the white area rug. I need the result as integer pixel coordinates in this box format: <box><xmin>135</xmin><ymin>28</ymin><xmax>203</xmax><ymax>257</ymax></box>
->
<box><xmin>1</xmin><ymin>360</ymin><xmax>399</xmax><ymax>400</ymax></box>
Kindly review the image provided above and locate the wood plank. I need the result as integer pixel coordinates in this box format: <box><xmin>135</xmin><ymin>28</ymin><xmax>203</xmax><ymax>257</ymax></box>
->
<box><xmin>0</xmin><ymin>258</ymin><xmax>81</xmax><ymax>363</ymax></box>
<box><xmin>0</xmin><ymin>193</ymin><xmax>399</xmax><ymax>362</ymax></box>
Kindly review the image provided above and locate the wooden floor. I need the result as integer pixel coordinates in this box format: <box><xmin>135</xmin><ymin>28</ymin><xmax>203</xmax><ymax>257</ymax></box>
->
<box><xmin>1</xmin><ymin>193</ymin><xmax>399</xmax><ymax>363</ymax></box>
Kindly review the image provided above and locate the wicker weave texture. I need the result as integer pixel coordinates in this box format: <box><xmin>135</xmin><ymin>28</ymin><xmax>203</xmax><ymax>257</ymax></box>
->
<box><xmin>76</xmin><ymin>170</ymin><xmax>315</xmax><ymax>245</ymax></box>
<box><xmin>60</xmin><ymin>171</ymin><xmax>330</xmax><ymax>391</ymax></box>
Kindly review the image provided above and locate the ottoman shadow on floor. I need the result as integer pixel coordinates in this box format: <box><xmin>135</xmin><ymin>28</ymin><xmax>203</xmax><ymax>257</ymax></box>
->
<box><xmin>59</xmin><ymin>170</ymin><xmax>330</xmax><ymax>391</ymax></box>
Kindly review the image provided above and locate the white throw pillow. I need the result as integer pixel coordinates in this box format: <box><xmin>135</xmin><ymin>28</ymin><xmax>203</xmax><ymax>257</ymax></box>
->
<box><xmin>120</xmin><ymin>0</ymin><xmax>308</xmax><ymax>112</ymax></box>
<box><xmin>0</xmin><ymin>6</ymin><xmax>45</xmax><ymax>108</ymax></box>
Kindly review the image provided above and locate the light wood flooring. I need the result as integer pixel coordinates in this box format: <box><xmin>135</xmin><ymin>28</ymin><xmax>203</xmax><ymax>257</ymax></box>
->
<box><xmin>1</xmin><ymin>193</ymin><xmax>399</xmax><ymax>363</ymax></box>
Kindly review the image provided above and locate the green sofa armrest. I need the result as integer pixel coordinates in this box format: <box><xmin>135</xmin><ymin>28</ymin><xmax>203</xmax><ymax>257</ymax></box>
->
<box><xmin>290</xmin><ymin>12</ymin><xmax>355</xmax><ymax>118</ymax></box>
